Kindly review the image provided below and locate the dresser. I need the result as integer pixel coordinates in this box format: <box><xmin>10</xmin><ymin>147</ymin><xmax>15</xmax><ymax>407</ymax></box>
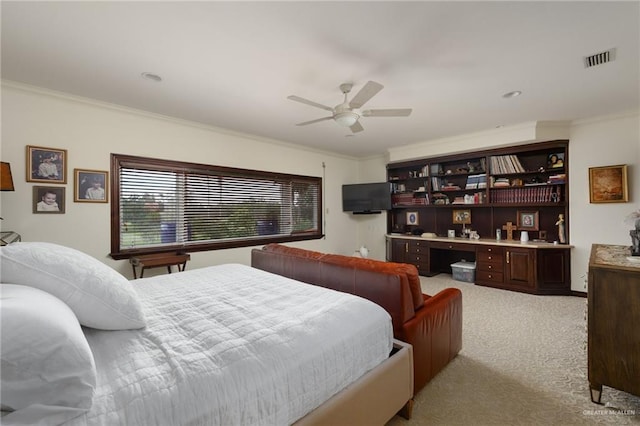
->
<box><xmin>587</xmin><ymin>244</ymin><xmax>640</xmax><ymax>403</ymax></box>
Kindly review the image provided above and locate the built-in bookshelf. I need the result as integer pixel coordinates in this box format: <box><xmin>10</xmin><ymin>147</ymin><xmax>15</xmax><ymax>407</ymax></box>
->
<box><xmin>386</xmin><ymin>140</ymin><xmax>569</xmax><ymax>242</ymax></box>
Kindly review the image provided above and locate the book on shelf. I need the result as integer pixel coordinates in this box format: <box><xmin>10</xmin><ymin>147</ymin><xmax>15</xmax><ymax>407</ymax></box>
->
<box><xmin>548</xmin><ymin>173</ymin><xmax>566</xmax><ymax>184</ymax></box>
<box><xmin>490</xmin><ymin>155</ymin><xmax>526</xmax><ymax>174</ymax></box>
<box><xmin>493</xmin><ymin>177</ymin><xmax>510</xmax><ymax>187</ymax></box>
<box><xmin>465</xmin><ymin>173</ymin><xmax>487</xmax><ymax>189</ymax></box>
<box><xmin>431</xmin><ymin>176</ymin><xmax>441</xmax><ymax>191</ymax></box>
<box><xmin>490</xmin><ymin>185</ymin><xmax>562</xmax><ymax>203</ymax></box>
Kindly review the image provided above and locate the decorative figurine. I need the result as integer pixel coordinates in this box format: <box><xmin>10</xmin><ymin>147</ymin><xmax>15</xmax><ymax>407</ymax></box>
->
<box><xmin>556</xmin><ymin>214</ymin><xmax>566</xmax><ymax>244</ymax></box>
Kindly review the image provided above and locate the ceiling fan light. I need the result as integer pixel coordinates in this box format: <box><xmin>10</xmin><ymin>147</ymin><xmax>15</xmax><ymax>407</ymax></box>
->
<box><xmin>334</xmin><ymin>111</ymin><xmax>359</xmax><ymax>127</ymax></box>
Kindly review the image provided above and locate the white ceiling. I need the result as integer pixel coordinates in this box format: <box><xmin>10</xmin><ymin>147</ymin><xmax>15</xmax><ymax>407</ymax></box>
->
<box><xmin>2</xmin><ymin>1</ymin><xmax>639</xmax><ymax>158</ymax></box>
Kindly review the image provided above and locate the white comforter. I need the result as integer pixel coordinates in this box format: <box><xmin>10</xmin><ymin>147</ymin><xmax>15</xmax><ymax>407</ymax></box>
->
<box><xmin>66</xmin><ymin>264</ymin><xmax>393</xmax><ymax>426</ymax></box>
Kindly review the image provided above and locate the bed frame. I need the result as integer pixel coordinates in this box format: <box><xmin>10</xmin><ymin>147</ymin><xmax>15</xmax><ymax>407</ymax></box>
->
<box><xmin>293</xmin><ymin>339</ymin><xmax>414</xmax><ymax>425</ymax></box>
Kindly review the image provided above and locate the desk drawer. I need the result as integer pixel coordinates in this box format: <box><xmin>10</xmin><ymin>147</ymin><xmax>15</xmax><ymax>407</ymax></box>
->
<box><xmin>477</xmin><ymin>246</ymin><xmax>504</xmax><ymax>255</ymax></box>
<box><xmin>429</xmin><ymin>241</ymin><xmax>475</xmax><ymax>252</ymax></box>
<box><xmin>408</xmin><ymin>253</ymin><xmax>429</xmax><ymax>265</ymax></box>
<box><xmin>477</xmin><ymin>251</ymin><xmax>504</xmax><ymax>264</ymax></box>
<box><xmin>477</xmin><ymin>261</ymin><xmax>503</xmax><ymax>273</ymax></box>
<box><xmin>408</xmin><ymin>246</ymin><xmax>428</xmax><ymax>255</ymax></box>
<box><xmin>476</xmin><ymin>270</ymin><xmax>504</xmax><ymax>283</ymax></box>
<box><xmin>408</xmin><ymin>241</ymin><xmax>428</xmax><ymax>254</ymax></box>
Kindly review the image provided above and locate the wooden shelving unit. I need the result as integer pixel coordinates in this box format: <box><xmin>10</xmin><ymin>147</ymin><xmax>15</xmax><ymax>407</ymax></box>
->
<box><xmin>387</xmin><ymin>140</ymin><xmax>569</xmax><ymax>243</ymax></box>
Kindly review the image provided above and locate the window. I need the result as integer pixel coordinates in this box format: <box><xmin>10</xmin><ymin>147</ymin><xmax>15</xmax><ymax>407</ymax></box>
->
<box><xmin>110</xmin><ymin>154</ymin><xmax>322</xmax><ymax>259</ymax></box>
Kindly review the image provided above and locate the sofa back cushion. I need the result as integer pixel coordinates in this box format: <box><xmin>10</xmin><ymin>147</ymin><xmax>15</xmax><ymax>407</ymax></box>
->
<box><xmin>262</xmin><ymin>244</ymin><xmax>423</xmax><ymax>310</ymax></box>
<box><xmin>251</xmin><ymin>247</ymin><xmax>416</xmax><ymax>334</ymax></box>
<box><xmin>288</xmin><ymin>250</ymin><xmax>424</xmax><ymax>311</ymax></box>
<box><xmin>262</xmin><ymin>243</ymin><xmax>326</xmax><ymax>260</ymax></box>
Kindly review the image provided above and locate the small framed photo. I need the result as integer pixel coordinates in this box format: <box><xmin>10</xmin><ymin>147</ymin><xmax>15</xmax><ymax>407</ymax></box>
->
<box><xmin>517</xmin><ymin>210</ymin><xmax>539</xmax><ymax>231</ymax></box>
<box><xmin>74</xmin><ymin>169</ymin><xmax>108</xmax><ymax>203</ymax></box>
<box><xmin>547</xmin><ymin>153</ymin><xmax>565</xmax><ymax>169</ymax></box>
<box><xmin>589</xmin><ymin>164</ymin><xmax>628</xmax><ymax>203</ymax></box>
<box><xmin>452</xmin><ymin>209</ymin><xmax>471</xmax><ymax>225</ymax></box>
<box><xmin>406</xmin><ymin>211</ymin><xmax>419</xmax><ymax>226</ymax></box>
<box><xmin>26</xmin><ymin>145</ymin><xmax>67</xmax><ymax>184</ymax></box>
<box><xmin>33</xmin><ymin>186</ymin><xmax>65</xmax><ymax>214</ymax></box>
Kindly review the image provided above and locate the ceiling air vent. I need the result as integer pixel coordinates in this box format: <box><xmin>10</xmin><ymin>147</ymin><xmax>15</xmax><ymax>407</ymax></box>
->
<box><xmin>584</xmin><ymin>48</ymin><xmax>616</xmax><ymax>68</ymax></box>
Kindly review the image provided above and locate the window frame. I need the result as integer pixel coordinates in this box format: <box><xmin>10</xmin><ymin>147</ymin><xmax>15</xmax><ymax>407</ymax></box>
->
<box><xmin>110</xmin><ymin>154</ymin><xmax>323</xmax><ymax>259</ymax></box>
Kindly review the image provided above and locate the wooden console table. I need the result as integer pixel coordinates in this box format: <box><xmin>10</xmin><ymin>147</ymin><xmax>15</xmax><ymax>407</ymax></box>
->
<box><xmin>130</xmin><ymin>252</ymin><xmax>191</xmax><ymax>279</ymax></box>
<box><xmin>588</xmin><ymin>244</ymin><xmax>640</xmax><ymax>403</ymax></box>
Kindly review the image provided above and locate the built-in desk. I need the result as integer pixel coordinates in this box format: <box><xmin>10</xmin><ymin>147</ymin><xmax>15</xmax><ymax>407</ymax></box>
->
<box><xmin>386</xmin><ymin>234</ymin><xmax>572</xmax><ymax>295</ymax></box>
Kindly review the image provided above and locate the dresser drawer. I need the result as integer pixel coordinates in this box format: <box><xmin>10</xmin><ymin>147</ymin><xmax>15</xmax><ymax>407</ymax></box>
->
<box><xmin>476</xmin><ymin>270</ymin><xmax>504</xmax><ymax>283</ymax></box>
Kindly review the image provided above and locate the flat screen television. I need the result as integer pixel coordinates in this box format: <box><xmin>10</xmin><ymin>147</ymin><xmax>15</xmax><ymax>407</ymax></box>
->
<box><xmin>342</xmin><ymin>182</ymin><xmax>392</xmax><ymax>214</ymax></box>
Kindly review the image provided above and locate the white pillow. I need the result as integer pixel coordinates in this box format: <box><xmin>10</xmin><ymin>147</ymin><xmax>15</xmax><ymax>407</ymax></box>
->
<box><xmin>1</xmin><ymin>284</ymin><xmax>97</xmax><ymax>425</ymax></box>
<box><xmin>0</xmin><ymin>242</ymin><xmax>145</xmax><ymax>330</ymax></box>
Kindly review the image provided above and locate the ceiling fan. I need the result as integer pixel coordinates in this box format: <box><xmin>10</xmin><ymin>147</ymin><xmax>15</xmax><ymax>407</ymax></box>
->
<box><xmin>287</xmin><ymin>81</ymin><xmax>412</xmax><ymax>133</ymax></box>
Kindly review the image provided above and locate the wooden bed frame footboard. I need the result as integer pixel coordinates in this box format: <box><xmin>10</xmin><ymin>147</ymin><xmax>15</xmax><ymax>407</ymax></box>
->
<box><xmin>293</xmin><ymin>339</ymin><xmax>414</xmax><ymax>425</ymax></box>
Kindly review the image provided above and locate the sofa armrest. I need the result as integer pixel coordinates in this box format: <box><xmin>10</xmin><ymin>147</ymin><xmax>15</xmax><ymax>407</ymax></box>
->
<box><xmin>399</xmin><ymin>288</ymin><xmax>462</xmax><ymax>393</ymax></box>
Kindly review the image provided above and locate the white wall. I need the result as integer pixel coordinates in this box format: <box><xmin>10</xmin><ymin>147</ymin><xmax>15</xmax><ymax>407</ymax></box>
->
<box><xmin>569</xmin><ymin>111</ymin><xmax>640</xmax><ymax>290</ymax></box>
<box><xmin>351</xmin><ymin>155</ymin><xmax>389</xmax><ymax>261</ymax></box>
<box><xmin>0</xmin><ymin>82</ymin><xmax>362</xmax><ymax>278</ymax></box>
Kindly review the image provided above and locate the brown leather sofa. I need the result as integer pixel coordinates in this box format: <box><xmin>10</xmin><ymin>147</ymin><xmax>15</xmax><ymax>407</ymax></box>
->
<box><xmin>251</xmin><ymin>243</ymin><xmax>463</xmax><ymax>395</ymax></box>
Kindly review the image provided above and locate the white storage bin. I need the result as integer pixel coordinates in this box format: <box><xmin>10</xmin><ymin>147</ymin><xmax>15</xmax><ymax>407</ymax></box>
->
<box><xmin>451</xmin><ymin>261</ymin><xmax>476</xmax><ymax>283</ymax></box>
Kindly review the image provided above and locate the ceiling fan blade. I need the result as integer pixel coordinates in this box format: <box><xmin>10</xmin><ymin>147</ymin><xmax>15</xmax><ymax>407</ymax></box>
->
<box><xmin>350</xmin><ymin>121</ymin><xmax>364</xmax><ymax>133</ymax></box>
<box><xmin>362</xmin><ymin>108</ymin><xmax>412</xmax><ymax>117</ymax></box>
<box><xmin>287</xmin><ymin>95</ymin><xmax>334</xmax><ymax>112</ymax></box>
<box><xmin>349</xmin><ymin>81</ymin><xmax>384</xmax><ymax>109</ymax></box>
<box><xmin>295</xmin><ymin>116</ymin><xmax>333</xmax><ymax>126</ymax></box>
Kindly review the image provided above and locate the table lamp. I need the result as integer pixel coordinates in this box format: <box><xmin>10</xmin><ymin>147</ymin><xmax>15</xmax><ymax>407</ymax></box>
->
<box><xmin>1</xmin><ymin>162</ymin><xmax>15</xmax><ymax>191</ymax></box>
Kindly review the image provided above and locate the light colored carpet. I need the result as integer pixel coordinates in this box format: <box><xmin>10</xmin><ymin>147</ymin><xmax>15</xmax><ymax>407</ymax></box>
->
<box><xmin>386</xmin><ymin>274</ymin><xmax>640</xmax><ymax>425</ymax></box>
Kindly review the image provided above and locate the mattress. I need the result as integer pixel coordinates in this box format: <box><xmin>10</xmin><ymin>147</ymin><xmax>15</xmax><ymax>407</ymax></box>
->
<box><xmin>65</xmin><ymin>263</ymin><xmax>393</xmax><ymax>425</ymax></box>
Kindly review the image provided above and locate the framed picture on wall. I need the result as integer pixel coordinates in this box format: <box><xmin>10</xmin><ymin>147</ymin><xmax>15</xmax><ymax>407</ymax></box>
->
<box><xmin>74</xmin><ymin>169</ymin><xmax>108</xmax><ymax>203</ymax></box>
<box><xmin>26</xmin><ymin>145</ymin><xmax>67</xmax><ymax>184</ymax></box>
<box><xmin>33</xmin><ymin>186</ymin><xmax>65</xmax><ymax>214</ymax></box>
<box><xmin>589</xmin><ymin>164</ymin><xmax>628</xmax><ymax>203</ymax></box>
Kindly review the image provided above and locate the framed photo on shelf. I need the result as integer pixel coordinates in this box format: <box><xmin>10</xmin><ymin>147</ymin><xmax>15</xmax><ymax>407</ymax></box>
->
<box><xmin>547</xmin><ymin>153</ymin><xmax>564</xmax><ymax>169</ymax></box>
<box><xmin>517</xmin><ymin>210</ymin><xmax>539</xmax><ymax>231</ymax></box>
<box><xmin>452</xmin><ymin>209</ymin><xmax>471</xmax><ymax>225</ymax></box>
<box><xmin>74</xmin><ymin>169</ymin><xmax>108</xmax><ymax>203</ymax></box>
<box><xmin>406</xmin><ymin>211</ymin><xmax>419</xmax><ymax>226</ymax></box>
<box><xmin>26</xmin><ymin>145</ymin><xmax>67</xmax><ymax>184</ymax></box>
<box><xmin>33</xmin><ymin>186</ymin><xmax>65</xmax><ymax>214</ymax></box>
<box><xmin>588</xmin><ymin>164</ymin><xmax>628</xmax><ymax>203</ymax></box>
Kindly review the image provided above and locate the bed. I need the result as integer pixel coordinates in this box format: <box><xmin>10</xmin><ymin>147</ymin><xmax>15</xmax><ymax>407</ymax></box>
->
<box><xmin>0</xmin><ymin>242</ymin><xmax>413</xmax><ymax>425</ymax></box>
